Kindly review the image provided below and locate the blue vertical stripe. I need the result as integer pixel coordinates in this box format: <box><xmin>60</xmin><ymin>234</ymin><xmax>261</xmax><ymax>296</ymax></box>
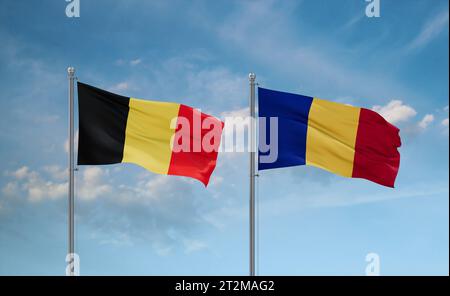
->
<box><xmin>258</xmin><ymin>87</ymin><xmax>313</xmax><ymax>170</ymax></box>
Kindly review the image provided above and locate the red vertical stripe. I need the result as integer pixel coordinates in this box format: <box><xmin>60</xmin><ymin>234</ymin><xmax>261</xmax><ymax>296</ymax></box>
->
<box><xmin>352</xmin><ymin>108</ymin><xmax>401</xmax><ymax>187</ymax></box>
<box><xmin>168</xmin><ymin>104</ymin><xmax>224</xmax><ymax>186</ymax></box>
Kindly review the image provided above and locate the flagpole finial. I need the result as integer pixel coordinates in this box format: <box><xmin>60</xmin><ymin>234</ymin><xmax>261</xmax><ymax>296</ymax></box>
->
<box><xmin>67</xmin><ymin>67</ymin><xmax>75</xmax><ymax>76</ymax></box>
<box><xmin>249</xmin><ymin>72</ymin><xmax>256</xmax><ymax>81</ymax></box>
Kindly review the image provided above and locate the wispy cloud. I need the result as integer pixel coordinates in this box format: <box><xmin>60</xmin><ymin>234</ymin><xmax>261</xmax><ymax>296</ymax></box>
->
<box><xmin>441</xmin><ymin>105</ymin><xmax>449</xmax><ymax>130</ymax></box>
<box><xmin>183</xmin><ymin>239</ymin><xmax>208</xmax><ymax>254</ymax></box>
<box><xmin>115</xmin><ymin>58</ymin><xmax>143</xmax><ymax>66</ymax></box>
<box><xmin>3</xmin><ymin>166</ymin><xmax>67</xmax><ymax>202</ymax></box>
<box><xmin>408</xmin><ymin>10</ymin><xmax>449</xmax><ymax>50</ymax></box>
<box><xmin>43</xmin><ymin>165</ymin><xmax>67</xmax><ymax>181</ymax></box>
<box><xmin>1</xmin><ymin>163</ymin><xmax>226</xmax><ymax>255</ymax></box>
<box><xmin>104</xmin><ymin>53</ymin><xmax>246</xmax><ymax>113</ymax></box>
<box><xmin>341</xmin><ymin>14</ymin><xmax>364</xmax><ymax>31</ymax></box>
<box><xmin>203</xmin><ymin>174</ymin><xmax>450</xmax><ymax>230</ymax></box>
<box><xmin>418</xmin><ymin>114</ymin><xmax>435</xmax><ymax>129</ymax></box>
<box><xmin>2</xmin><ymin>163</ymin><xmax>114</xmax><ymax>203</ymax></box>
<box><xmin>214</xmin><ymin>0</ymin><xmax>415</xmax><ymax>102</ymax></box>
<box><xmin>64</xmin><ymin>129</ymin><xmax>79</xmax><ymax>154</ymax></box>
<box><xmin>109</xmin><ymin>82</ymin><xmax>130</xmax><ymax>92</ymax></box>
<box><xmin>77</xmin><ymin>167</ymin><xmax>112</xmax><ymax>201</ymax></box>
<box><xmin>441</xmin><ymin>116</ymin><xmax>449</xmax><ymax>135</ymax></box>
<box><xmin>130</xmin><ymin>58</ymin><xmax>142</xmax><ymax>66</ymax></box>
<box><xmin>260</xmin><ymin>183</ymin><xmax>449</xmax><ymax>216</ymax></box>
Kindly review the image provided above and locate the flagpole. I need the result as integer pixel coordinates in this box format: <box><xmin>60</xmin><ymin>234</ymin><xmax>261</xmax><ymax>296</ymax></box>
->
<box><xmin>249</xmin><ymin>73</ymin><xmax>256</xmax><ymax>276</ymax></box>
<box><xmin>67</xmin><ymin>66</ymin><xmax>75</xmax><ymax>276</ymax></box>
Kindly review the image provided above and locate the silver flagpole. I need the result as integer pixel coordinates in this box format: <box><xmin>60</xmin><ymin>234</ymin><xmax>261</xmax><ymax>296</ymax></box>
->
<box><xmin>67</xmin><ymin>67</ymin><xmax>75</xmax><ymax>276</ymax></box>
<box><xmin>249</xmin><ymin>73</ymin><xmax>256</xmax><ymax>276</ymax></box>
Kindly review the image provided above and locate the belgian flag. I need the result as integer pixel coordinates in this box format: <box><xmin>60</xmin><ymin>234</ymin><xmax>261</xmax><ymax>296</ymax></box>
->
<box><xmin>77</xmin><ymin>82</ymin><xmax>224</xmax><ymax>186</ymax></box>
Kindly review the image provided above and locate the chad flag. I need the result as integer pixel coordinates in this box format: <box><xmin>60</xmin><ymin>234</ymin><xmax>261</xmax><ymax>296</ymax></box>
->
<box><xmin>258</xmin><ymin>88</ymin><xmax>401</xmax><ymax>187</ymax></box>
<box><xmin>77</xmin><ymin>82</ymin><xmax>224</xmax><ymax>186</ymax></box>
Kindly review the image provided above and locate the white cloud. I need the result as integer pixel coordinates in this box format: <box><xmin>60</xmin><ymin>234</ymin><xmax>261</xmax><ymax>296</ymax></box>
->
<box><xmin>208</xmin><ymin>175</ymin><xmax>224</xmax><ymax>188</ymax></box>
<box><xmin>186</xmin><ymin>67</ymin><xmax>246</xmax><ymax>108</ymax></box>
<box><xmin>152</xmin><ymin>243</ymin><xmax>173</xmax><ymax>256</ymax></box>
<box><xmin>28</xmin><ymin>181</ymin><xmax>67</xmax><ymax>202</ymax></box>
<box><xmin>372</xmin><ymin>100</ymin><xmax>417</xmax><ymax>124</ymax></box>
<box><xmin>2</xmin><ymin>164</ymin><xmax>198</xmax><ymax>207</ymax></box>
<box><xmin>5</xmin><ymin>166</ymin><xmax>67</xmax><ymax>202</ymax></box>
<box><xmin>441</xmin><ymin>105</ymin><xmax>449</xmax><ymax>129</ymax></box>
<box><xmin>43</xmin><ymin>165</ymin><xmax>67</xmax><ymax>180</ymax></box>
<box><xmin>116</xmin><ymin>58</ymin><xmax>142</xmax><ymax>66</ymax></box>
<box><xmin>110</xmin><ymin>82</ymin><xmax>129</xmax><ymax>92</ymax></box>
<box><xmin>3</xmin><ymin>165</ymin><xmax>111</xmax><ymax>202</ymax></box>
<box><xmin>77</xmin><ymin>167</ymin><xmax>111</xmax><ymax>201</ymax></box>
<box><xmin>12</xmin><ymin>166</ymin><xmax>30</xmax><ymax>179</ymax></box>
<box><xmin>183</xmin><ymin>239</ymin><xmax>208</xmax><ymax>254</ymax></box>
<box><xmin>408</xmin><ymin>10</ymin><xmax>449</xmax><ymax>50</ymax></box>
<box><xmin>418</xmin><ymin>114</ymin><xmax>434</xmax><ymax>129</ymax></box>
<box><xmin>2</xmin><ymin>182</ymin><xmax>18</xmax><ymax>196</ymax></box>
<box><xmin>114</xmin><ymin>174</ymin><xmax>193</xmax><ymax>204</ymax></box>
<box><xmin>342</xmin><ymin>14</ymin><xmax>364</xmax><ymax>30</ymax></box>
<box><xmin>81</xmin><ymin>173</ymin><xmax>213</xmax><ymax>254</ymax></box>
<box><xmin>7</xmin><ymin>166</ymin><xmax>214</xmax><ymax>253</ymax></box>
<box><xmin>220</xmin><ymin>107</ymin><xmax>249</xmax><ymax>119</ymax></box>
<box><xmin>130</xmin><ymin>58</ymin><xmax>142</xmax><ymax>66</ymax></box>
<box><xmin>64</xmin><ymin>129</ymin><xmax>79</xmax><ymax>154</ymax></box>
<box><xmin>97</xmin><ymin>232</ymin><xmax>133</xmax><ymax>247</ymax></box>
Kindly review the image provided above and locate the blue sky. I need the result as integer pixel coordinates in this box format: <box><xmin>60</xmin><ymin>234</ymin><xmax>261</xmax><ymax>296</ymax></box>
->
<box><xmin>0</xmin><ymin>0</ymin><xmax>448</xmax><ymax>275</ymax></box>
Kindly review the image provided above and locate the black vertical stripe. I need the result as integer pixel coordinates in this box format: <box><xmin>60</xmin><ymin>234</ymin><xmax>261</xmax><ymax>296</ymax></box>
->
<box><xmin>77</xmin><ymin>82</ymin><xmax>130</xmax><ymax>165</ymax></box>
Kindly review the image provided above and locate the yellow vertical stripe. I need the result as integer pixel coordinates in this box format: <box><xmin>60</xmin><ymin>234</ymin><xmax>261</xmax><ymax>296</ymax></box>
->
<box><xmin>122</xmin><ymin>98</ymin><xmax>180</xmax><ymax>175</ymax></box>
<box><xmin>306</xmin><ymin>98</ymin><xmax>361</xmax><ymax>177</ymax></box>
